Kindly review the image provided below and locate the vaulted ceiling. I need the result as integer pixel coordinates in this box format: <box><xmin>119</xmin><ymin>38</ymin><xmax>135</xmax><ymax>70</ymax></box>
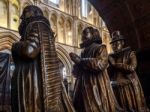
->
<box><xmin>89</xmin><ymin>0</ymin><xmax>150</xmax><ymax>51</ymax></box>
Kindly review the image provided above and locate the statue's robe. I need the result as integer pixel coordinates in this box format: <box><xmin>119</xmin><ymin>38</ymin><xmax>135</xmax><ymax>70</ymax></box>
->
<box><xmin>108</xmin><ymin>47</ymin><xmax>149</xmax><ymax>112</ymax></box>
<box><xmin>0</xmin><ymin>52</ymin><xmax>12</xmax><ymax>112</ymax></box>
<box><xmin>11</xmin><ymin>16</ymin><xmax>75</xmax><ymax>112</ymax></box>
<box><xmin>72</xmin><ymin>42</ymin><xmax>120</xmax><ymax>112</ymax></box>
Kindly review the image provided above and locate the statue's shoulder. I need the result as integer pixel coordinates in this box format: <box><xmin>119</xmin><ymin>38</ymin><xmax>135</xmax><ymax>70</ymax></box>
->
<box><xmin>94</xmin><ymin>44</ymin><xmax>107</xmax><ymax>53</ymax></box>
<box><xmin>100</xmin><ymin>44</ymin><xmax>106</xmax><ymax>48</ymax></box>
<box><xmin>97</xmin><ymin>44</ymin><xmax>106</xmax><ymax>50</ymax></box>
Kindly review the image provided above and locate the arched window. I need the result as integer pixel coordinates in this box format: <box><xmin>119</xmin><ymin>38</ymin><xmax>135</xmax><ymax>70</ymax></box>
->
<box><xmin>81</xmin><ymin>0</ymin><xmax>88</xmax><ymax>18</ymax></box>
<box><xmin>10</xmin><ymin>0</ymin><xmax>19</xmax><ymax>31</ymax></box>
<box><xmin>87</xmin><ymin>4</ymin><xmax>93</xmax><ymax>24</ymax></box>
<box><xmin>50</xmin><ymin>13</ymin><xmax>57</xmax><ymax>40</ymax></box>
<box><xmin>93</xmin><ymin>9</ymin><xmax>98</xmax><ymax>26</ymax></box>
<box><xmin>66</xmin><ymin>19</ymin><xmax>72</xmax><ymax>45</ymax></box>
<box><xmin>65</xmin><ymin>0</ymin><xmax>72</xmax><ymax>14</ymax></box>
<box><xmin>102</xmin><ymin>20</ymin><xmax>106</xmax><ymax>27</ymax></box>
<box><xmin>102</xmin><ymin>32</ymin><xmax>112</xmax><ymax>53</ymax></box>
<box><xmin>77</xmin><ymin>24</ymin><xmax>83</xmax><ymax>47</ymax></box>
<box><xmin>60</xmin><ymin>0</ymin><xmax>65</xmax><ymax>11</ymax></box>
<box><xmin>76</xmin><ymin>0</ymin><xmax>81</xmax><ymax>18</ymax></box>
<box><xmin>43</xmin><ymin>10</ymin><xmax>49</xmax><ymax>19</ymax></box>
<box><xmin>0</xmin><ymin>1</ymin><xmax>7</xmax><ymax>28</ymax></box>
<box><xmin>58</xmin><ymin>17</ymin><xmax>65</xmax><ymax>43</ymax></box>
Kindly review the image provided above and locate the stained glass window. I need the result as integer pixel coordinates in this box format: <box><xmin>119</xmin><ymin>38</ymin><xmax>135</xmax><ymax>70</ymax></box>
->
<box><xmin>49</xmin><ymin>0</ymin><xmax>59</xmax><ymax>4</ymax></box>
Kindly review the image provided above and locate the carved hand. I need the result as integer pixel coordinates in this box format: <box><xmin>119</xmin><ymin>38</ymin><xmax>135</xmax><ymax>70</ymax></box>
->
<box><xmin>109</xmin><ymin>56</ymin><xmax>115</xmax><ymax>65</ymax></box>
<box><xmin>69</xmin><ymin>52</ymin><xmax>81</xmax><ymax>64</ymax></box>
<box><xmin>114</xmin><ymin>63</ymin><xmax>135</xmax><ymax>72</ymax></box>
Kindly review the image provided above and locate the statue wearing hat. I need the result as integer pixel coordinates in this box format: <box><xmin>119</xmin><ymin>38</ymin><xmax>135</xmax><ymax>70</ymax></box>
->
<box><xmin>11</xmin><ymin>5</ymin><xmax>75</xmax><ymax>112</ymax></box>
<box><xmin>70</xmin><ymin>27</ymin><xmax>123</xmax><ymax>112</ymax></box>
<box><xmin>108</xmin><ymin>31</ymin><xmax>149</xmax><ymax>112</ymax></box>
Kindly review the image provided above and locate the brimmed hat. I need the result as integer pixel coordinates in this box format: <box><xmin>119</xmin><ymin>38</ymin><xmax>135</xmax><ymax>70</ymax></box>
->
<box><xmin>110</xmin><ymin>31</ymin><xmax>125</xmax><ymax>44</ymax></box>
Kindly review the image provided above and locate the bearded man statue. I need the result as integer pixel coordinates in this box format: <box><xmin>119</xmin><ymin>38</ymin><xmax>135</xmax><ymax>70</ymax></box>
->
<box><xmin>11</xmin><ymin>5</ymin><xmax>75</xmax><ymax>112</ymax></box>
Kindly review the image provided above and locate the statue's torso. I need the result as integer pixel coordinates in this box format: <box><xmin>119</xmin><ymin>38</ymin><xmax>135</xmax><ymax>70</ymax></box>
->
<box><xmin>110</xmin><ymin>48</ymin><xmax>132</xmax><ymax>85</ymax></box>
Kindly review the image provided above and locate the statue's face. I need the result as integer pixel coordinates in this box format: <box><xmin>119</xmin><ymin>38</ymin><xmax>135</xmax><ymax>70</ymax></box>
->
<box><xmin>82</xmin><ymin>28</ymin><xmax>92</xmax><ymax>42</ymax></box>
<box><xmin>111</xmin><ymin>40</ymin><xmax>124</xmax><ymax>52</ymax></box>
<box><xmin>21</xmin><ymin>9</ymin><xmax>34</xmax><ymax>20</ymax></box>
<box><xmin>19</xmin><ymin>9</ymin><xmax>35</xmax><ymax>39</ymax></box>
<box><xmin>19</xmin><ymin>6</ymin><xmax>44</xmax><ymax>39</ymax></box>
<box><xmin>21</xmin><ymin>6</ymin><xmax>43</xmax><ymax>20</ymax></box>
<box><xmin>93</xmin><ymin>29</ymin><xmax>99</xmax><ymax>37</ymax></box>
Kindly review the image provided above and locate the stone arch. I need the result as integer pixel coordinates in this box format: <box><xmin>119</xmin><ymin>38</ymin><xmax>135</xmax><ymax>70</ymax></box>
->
<box><xmin>50</xmin><ymin>12</ymin><xmax>58</xmax><ymax>41</ymax></box>
<box><xmin>43</xmin><ymin>7</ymin><xmax>49</xmax><ymax>19</ymax></box>
<box><xmin>65</xmin><ymin>18</ymin><xmax>73</xmax><ymax>45</ymax></box>
<box><xmin>0</xmin><ymin>32</ymin><xmax>19</xmax><ymax>51</ymax></box>
<box><xmin>77</xmin><ymin>22</ymin><xmax>84</xmax><ymax>47</ymax></box>
<box><xmin>22</xmin><ymin>1</ymin><xmax>33</xmax><ymax>9</ymax></box>
<box><xmin>50</xmin><ymin>10</ymin><xmax>58</xmax><ymax>17</ymax></box>
<box><xmin>58</xmin><ymin>14</ymin><xmax>66</xmax><ymax>21</ymax></box>
<box><xmin>56</xmin><ymin>45</ymin><xmax>72</xmax><ymax>75</ymax></box>
<box><xmin>21</xmin><ymin>1</ymin><xmax>32</xmax><ymax>14</ymax></box>
<box><xmin>58</xmin><ymin>15</ymin><xmax>65</xmax><ymax>43</ymax></box>
<box><xmin>56</xmin><ymin>44</ymin><xmax>73</xmax><ymax>87</ymax></box>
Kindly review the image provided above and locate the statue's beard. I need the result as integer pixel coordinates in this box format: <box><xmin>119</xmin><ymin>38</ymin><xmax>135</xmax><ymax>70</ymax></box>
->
<box><xmin>19</xmin><ymin>19</ymin><xmax>27</xmax><ymax>40</ymax></box>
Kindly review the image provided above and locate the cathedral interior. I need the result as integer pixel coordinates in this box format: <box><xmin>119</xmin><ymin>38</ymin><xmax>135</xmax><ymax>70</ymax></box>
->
<box><xmin>0</xmin><ymin>0</ymin><xmax>150</xmax><ymax>111</ymax></box>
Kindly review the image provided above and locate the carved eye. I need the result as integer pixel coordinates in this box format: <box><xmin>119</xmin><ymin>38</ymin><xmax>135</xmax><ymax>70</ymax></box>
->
<box><xmin>25</xmin><ymin>12</ymin><xmax>33</xmax><ymax>19</ymax></box>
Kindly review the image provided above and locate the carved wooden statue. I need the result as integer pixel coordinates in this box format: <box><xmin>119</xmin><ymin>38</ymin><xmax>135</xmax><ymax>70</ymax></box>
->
<box><xmin>0</xmin><ymin>51</ymin><xmax>12</xmax><ymax>112</ymax></box>
<box><xmin>108</xmin><ymin>31</ymin><xmax>149</xmax><ymax>112</ymax></box>
<box><xmin>70</xmin><ymin>27</ymin><xmax>122</xmax><ymax>112</ymax></box>
<box><xmin>11</xmin><ymin>5</ymin><xmax>75</xmax><ymax>112</ymax></box>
